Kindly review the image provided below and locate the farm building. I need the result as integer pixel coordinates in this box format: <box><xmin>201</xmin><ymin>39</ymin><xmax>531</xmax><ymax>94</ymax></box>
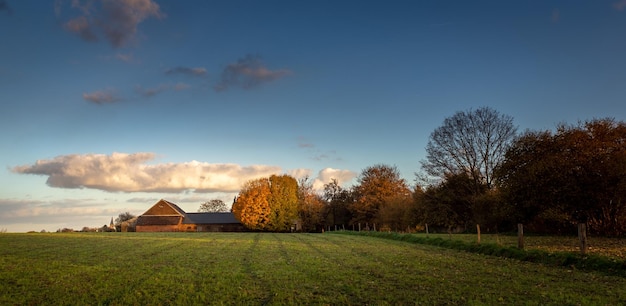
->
<box><xmin>135</xmin><ymin>199</ymin><xmax>246</xmax><ymax>232</ymax></box>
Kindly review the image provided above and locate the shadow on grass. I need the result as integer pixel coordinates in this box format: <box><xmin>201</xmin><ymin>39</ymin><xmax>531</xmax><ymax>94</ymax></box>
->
<box><xmin>331</xmin><ymin>231</ymin><xmax>626</xmax><ymax>278</ymax></box>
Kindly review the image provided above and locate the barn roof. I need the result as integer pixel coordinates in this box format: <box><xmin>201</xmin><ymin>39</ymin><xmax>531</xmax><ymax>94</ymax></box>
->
<box><xmin>137</xmin><ymin>199</ymin><xmax>241</xmax><ymax>225</ymax></box>
<box><xmin>183</xmin><ymin>212</ymin><xmax>240</xmax><ymax>224</ymax></box>
<box><xmin>160</xmin><ymin>199</ymin><xmax>187</xmax><ymax>215</ymax></box>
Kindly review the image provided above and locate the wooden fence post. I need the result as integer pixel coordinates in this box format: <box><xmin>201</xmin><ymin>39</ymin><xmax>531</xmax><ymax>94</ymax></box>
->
<box><xmin>578</xmin><ymin>223</ymin><xmax>588</xmax><ymax>255</ymax></box>
<box><xmin>517</xmin><ymin>223</ymin><xmax>524</xmax><ymax>249</ymax></box>
<box><xmin>425</xmin><ymin>223</ymin><xmax>429</xmax><ymax>236</ymax></box>
<box><xmin>476</xmin><ymin>224</ymin><xmax>481</xmax><ymax>244</ymax></box>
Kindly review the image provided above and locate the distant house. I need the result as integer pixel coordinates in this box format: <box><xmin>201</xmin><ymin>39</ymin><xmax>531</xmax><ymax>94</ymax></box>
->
<box><xmin>135</xmin><ymin>199</ymin><xmax>246</xmax><ymax>232</ymax></box>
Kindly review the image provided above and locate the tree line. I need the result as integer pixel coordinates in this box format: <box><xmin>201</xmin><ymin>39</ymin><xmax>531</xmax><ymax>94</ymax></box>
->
<box><xmin>230</xmin><ymin>107</ymin><xmax>626</xmax><ymax>236</ymax></box>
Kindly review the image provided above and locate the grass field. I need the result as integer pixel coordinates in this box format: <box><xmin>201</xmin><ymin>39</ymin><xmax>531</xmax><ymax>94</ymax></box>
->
<box><xmin>1</xmin><ymin>232</ymin><xmax>626</xmax><ymax>305</ymax></box>
<box><xmin>407</xmin><ymin>232</ymin><xmax>626</xmax><ymax>260</ymax></box>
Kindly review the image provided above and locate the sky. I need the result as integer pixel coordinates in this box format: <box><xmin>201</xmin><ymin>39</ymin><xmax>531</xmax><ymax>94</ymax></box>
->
<box><xmin>2</xmin><ymin>0</ymin><xmax>626</xmax><ymax>232</ymax></box>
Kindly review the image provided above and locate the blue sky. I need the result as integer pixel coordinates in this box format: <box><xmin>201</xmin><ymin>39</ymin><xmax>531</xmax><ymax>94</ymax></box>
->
<box><xmin>2</xmin><ymin>0</ymin><xmax>626</xmax><ymax>232</ymax></box>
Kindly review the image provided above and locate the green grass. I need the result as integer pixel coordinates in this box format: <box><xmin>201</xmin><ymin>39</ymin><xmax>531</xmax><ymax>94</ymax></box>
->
<box><xmin>1</xmin><ymin>232</ymin><xmax>626</xmax><ymax>305</ymax></box>
<box><xmin>404</xmin><ymin>232</ymin><xmax>626</xmax><ymax>260</ymax></box>
<box><xmin>338</xmin><ymin>231</ymin><xmax>626</xmax><ymax>277</ymax></box>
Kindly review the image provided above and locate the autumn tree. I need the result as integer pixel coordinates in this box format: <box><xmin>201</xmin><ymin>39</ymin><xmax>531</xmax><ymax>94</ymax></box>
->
<box><xmin>232</xmin><ymin>177</ymin><xmax>272</xmax><ymax>230</ymax></box>
<box><xmin>496</xmin><ymin>118</ymin><xmax>626</xmax><ymax>236</ymax></box>
<box><xmin>267</xmin><ymin>174</ymin><xmax>299</xmax><ymax>231</ymax></box>
<box><xmin>351</xmin><ymin>164</ymin><xmax>412</xmax><ymax>229</ymax></box>
<box><xmin>198</xmin><ymin>199</ymin><xmax>228</xmax><ymax>212</ymax></box>
<box><xmin>422</xmin><ymin>106</ymin><xmax>516</xmax><ymax>189</ymax></box>
<box><xmin>232</xmin><ymin>174</ymin><xmax>300</xmax><ymax>231</ymax></box>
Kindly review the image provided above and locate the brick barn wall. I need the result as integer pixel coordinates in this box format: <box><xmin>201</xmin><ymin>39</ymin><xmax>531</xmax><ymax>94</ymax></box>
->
<box><xmin>136</xmin><ymin>225</ymin><xmax>180</xmax><ymax>232</ymax></box>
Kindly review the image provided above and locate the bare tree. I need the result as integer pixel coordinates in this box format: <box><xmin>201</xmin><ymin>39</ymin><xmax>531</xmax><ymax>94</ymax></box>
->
<box><xmin>115</xmin><ymin>212</ymin><xmax>136</xmax><ymax>225</ymax></box>
<box><xmin>421</xmin><ymin>107</ymin><xmax>516</xmax><ymax>189</ymax></box>
<box><xmin>198</xmin><ymin>199</ymin><xmax>228</xmax><ymax>213</ymax></box>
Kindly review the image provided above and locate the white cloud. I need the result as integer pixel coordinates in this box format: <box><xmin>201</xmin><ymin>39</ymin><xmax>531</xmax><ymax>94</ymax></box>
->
<box><xmin>287</xmin><ymin>168</ymin><xmax>312</xmax><ymax>180</ymax></box>
<box><xmin>12</xmin><ymin>152</ymin><xmax>283</xmax><ymax>193</ymax></box>
<box><xmin>312</xmin><ymin>168</ymin><xmax>357</xmax><ymax>190</ymax></box>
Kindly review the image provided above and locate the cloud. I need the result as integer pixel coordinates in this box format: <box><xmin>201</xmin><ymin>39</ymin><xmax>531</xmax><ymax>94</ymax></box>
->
<box><xmin>134</xmin><ymin>83</ymin><xmax>191</xmax><ymax>98</ymax></box>
<box><xmin>115</xmin><ymin>52</ymin><xmax>133</xmax><ymax>62</ymax></box>
<box><xmin>0</xmin><ymin>0</ymin><xmax>13</xmax><ymax>15</ymax></box>
<box><xmin>0</xmin><ymin>198</ymin><xmax>137</xmax><ymax>232</ymax></box>
<box><xmin>214</xmin><ymin>54</ymin><xmax>291</xmax><ymax>91</ymax></box>
<box><xmin>134</xmin><ymin>84</ymin><xmax>168</xmax><ymax>97</ymax></box>
<box><xmin>12</xmin><ymin>152</ymin><xmax>284</xmax><ymax>193</ymax></box>
<box><xmin>287</xmin><ymin>168</ymin><xmax>312</xmax><ymax>180</ymax></box>
<box><xmin>60</xmin><ymin>0</ymin><xmax>164</xmax><ymax>48</ymax></box>
<box><xmin>173</xmin><ymin>82</ymin><xmax>190</xmax><ymax>91</ymax></box>
<box><xmin>64</xmin><ymin>15</ymin><xmax>98</xmax><ymax>41</ymax></box>
<box><xmin>83</xmin><ymin>89</ymin><xmax>121</xmax><ymax>104</ymax></box>
<box><xmin>615</xmin><ymin>0</ymin><xmax>626</xmax><ymax>10</ymax></box>
<box><xmin>298</xmin><ymin>137</ymin><xmax>315</xmax><ymax>148</ymax></box>
<box><xmin>312</xmin><ymin>168</ymin><xmax>357</xmax><ymax>190</ymax></box>
<box><xmin>165</xmin><ymin>66</ymin><xmax>208</xmax><ymax>77</ymax></box>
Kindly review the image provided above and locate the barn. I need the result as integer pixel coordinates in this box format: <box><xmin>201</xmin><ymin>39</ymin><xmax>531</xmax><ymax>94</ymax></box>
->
<box><xmin>135</xmin><ymin>199</ymin><xmax>246</xmax><ymax>232</ymax></box>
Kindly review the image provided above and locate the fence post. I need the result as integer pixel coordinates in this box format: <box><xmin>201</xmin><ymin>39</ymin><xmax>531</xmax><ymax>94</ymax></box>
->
<box><xmin>578</xmin><ymin>223</ymin><xmax>588</xmax><ymax>255</ymax></box>
<box><xmin>476</xmin><ymin>224</ymin><xmax>481</xmax><ymax>244</ymax></box>
<box><xmin>425</xmin><ymin>223</ymin><xmax>429</xmax><ymax>236</ymax></box>
<box><xmin>517</xmin><ymin>223</ymin><xmax>524</xmax><ymax>249</ymax></box>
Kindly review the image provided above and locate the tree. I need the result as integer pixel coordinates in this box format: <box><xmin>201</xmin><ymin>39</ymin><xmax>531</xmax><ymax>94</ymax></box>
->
<box><xmin>115</xmin><ymin>212</ymin><xmax>135</xmax><ymax>225</ymax></box>
<box><xmin>496</xmin><ymin>118</ymin><xmax>626</xmax><ymax>236</ymax></box>
<box><xmin>323</xmin><ymin>179</ymin><xmax>354</xmax><ymax>227</ymax></box>
<box><xmin>232</xmin><ymin>174</ymin><xmax>300</xmax><ymax>231</ymax></box>
<box><xmin>267</xmin><ymin>174</ymin><xmax>299</xmax><ymax>231</ymax></box>
<box><xmin>198</xmin><ymin>199</ymin><xmax>228</xmax><ymax>212</ymax></box>
<box><xmin>419</xmin><ymin>172</ymin><xmax>477</xmax><ymax>232</ymax></box>
<box><xmin>232</xmin><ymin>177</ymin><xmax>272</xmax><ymax>230</ymax></box>
<box><xmin>298</xmin><ymin>177</ymin><xmax>326</xmax><ymax>232</ymax></box>
<box><xmin>422</xmin><ymin>107</ymin><xmax>517</xmax><ymax>189</ymax></box>
<box><xmin>351</xmin><ymin>164</ymin><xmax>412</xmax><ymax>228</ymax></box>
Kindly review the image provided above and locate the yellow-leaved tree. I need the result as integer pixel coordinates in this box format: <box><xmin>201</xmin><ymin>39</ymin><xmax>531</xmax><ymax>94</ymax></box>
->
<box><xmin>268</xmin><ymin>174</ymin><xmax>299</xmax><ymax>231</ymax></box>
<box><xmin>233</xmin><ymin>174</ymin><xmax>300</xmax><ymax>231</ymax></box>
